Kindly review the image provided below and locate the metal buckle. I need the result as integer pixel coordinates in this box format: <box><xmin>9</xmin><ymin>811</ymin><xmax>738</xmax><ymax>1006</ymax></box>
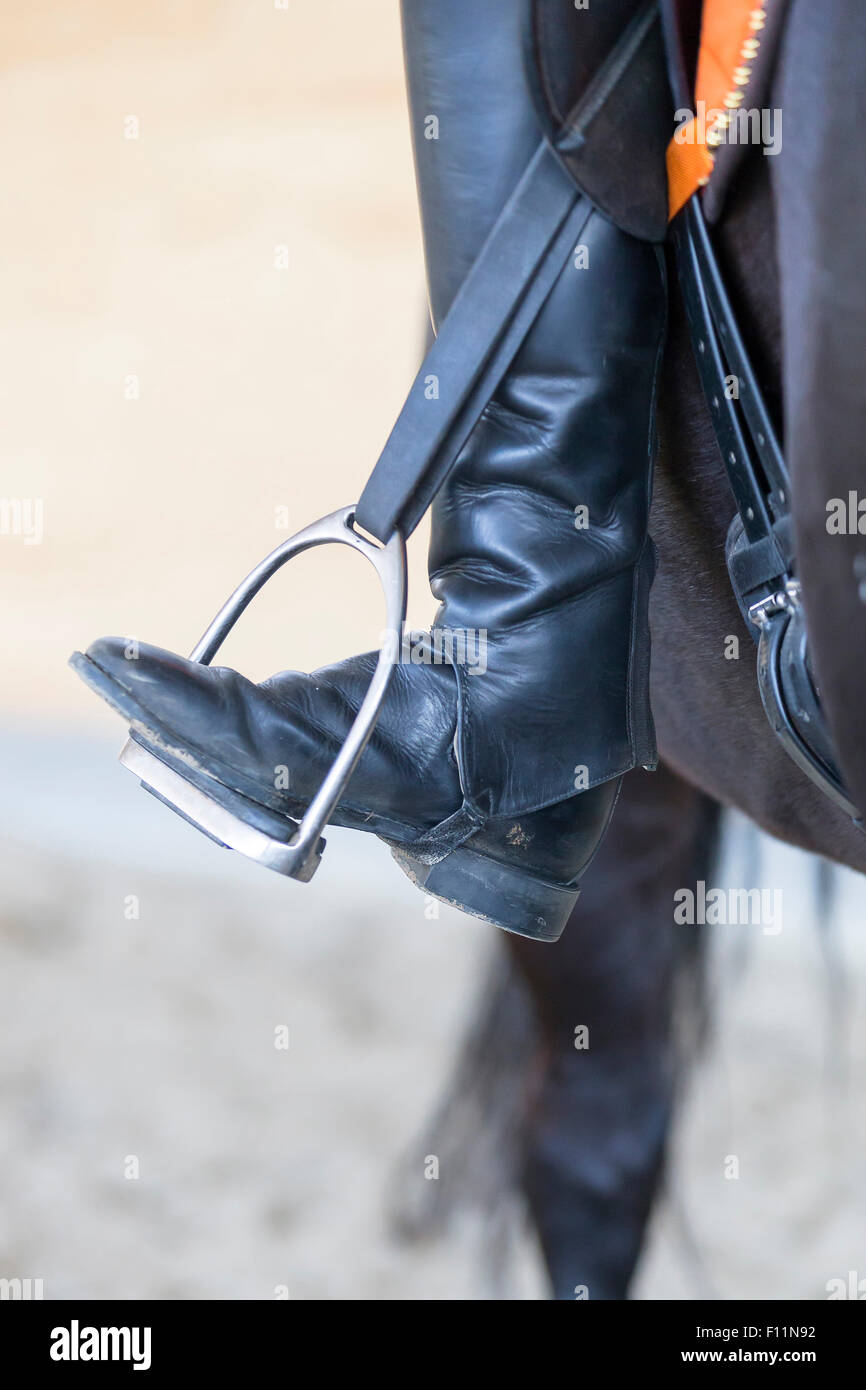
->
<box><xmin>118</xmin><ymin>505</ymin><xmax>407</xmax><ymax>882</ymax></box>
<box><xmin>747</xmin><ymin>578</ymin><xmax>801</xmax><ymax>628</ymax></box>
<box><xmin>755</xmin><ymin>596</ymin><xmax>863</xmax><ymax>826</ymax></box>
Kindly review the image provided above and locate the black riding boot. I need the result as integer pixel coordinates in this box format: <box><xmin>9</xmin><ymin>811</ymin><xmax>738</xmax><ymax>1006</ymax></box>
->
<box><xmin>71</xmin><ymin>0</ymin><xmax>666</xmax><ymax>941</ymax></box>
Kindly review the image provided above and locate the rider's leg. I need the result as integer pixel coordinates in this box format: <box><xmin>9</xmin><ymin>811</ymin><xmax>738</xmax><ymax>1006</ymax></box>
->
<box><xmin>71</xmin><ymin>0</ymin><xmax>666</xmax><ymax>940</ymax></box>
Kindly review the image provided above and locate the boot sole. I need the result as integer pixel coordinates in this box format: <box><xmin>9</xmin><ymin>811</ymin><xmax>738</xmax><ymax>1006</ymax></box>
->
<box><xmin>390</xmin><ymin>844</ymin><xmax>578</xmax><ymax>942</ymax></box>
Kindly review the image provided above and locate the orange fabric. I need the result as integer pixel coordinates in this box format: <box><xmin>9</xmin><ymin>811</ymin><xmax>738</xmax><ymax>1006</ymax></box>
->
<box><xmin>666</xmin><ymin>1</ymin><xmax>766</xmax><ymax>220</ymax></box>
<box><xmin>696</xmin><ymin>0</ymin><xmax>759</xmax><ymax>113</ymax></box>
<box><xmin>666</xmin><ymin>121</ymin><xmax>714</xmax><ymax>218</ymax></box>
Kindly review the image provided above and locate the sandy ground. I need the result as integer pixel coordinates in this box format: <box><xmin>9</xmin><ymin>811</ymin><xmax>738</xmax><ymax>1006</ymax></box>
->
<box><xmin>2</xmin><ymin>727</ymin><xmax>866</xmax><ymax>1300</ymax></box>
<box><xmin>2</xmin><ymin>2</ymin><xmax>866</xmax><ymax>1301</ymax></box>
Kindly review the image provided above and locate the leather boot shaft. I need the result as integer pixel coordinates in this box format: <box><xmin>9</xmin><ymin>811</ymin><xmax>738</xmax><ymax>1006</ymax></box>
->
<box><xmin>401</xmin><ymin>0</ymin><xmax>665</xmax><ymax>816</ymax></box>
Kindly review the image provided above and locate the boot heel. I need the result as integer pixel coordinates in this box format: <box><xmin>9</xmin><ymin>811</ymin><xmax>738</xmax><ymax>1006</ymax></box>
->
<box><xmin>390</xmin><ymin>843</ymin><xmax>579</xmax><ymax>942</ymax></box>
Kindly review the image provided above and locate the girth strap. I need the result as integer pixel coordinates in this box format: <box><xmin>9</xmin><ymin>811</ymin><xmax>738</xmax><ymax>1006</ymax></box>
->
<box><xmin>671</xmin><ymin>197</ymin><xmax>788</xmax><ymax>552</ymax></box>
<box><xmin>672</xmin><ymin>194</ymin><xmax>862</xmax><ymax>825</ymax></box>
<box><xmin>355</xmin><ymin>139</ymin><xmax>590</xmax><ymax>544</ymax></box>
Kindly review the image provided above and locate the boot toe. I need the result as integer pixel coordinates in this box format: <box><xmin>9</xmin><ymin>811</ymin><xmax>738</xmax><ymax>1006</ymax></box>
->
<box><xmin>70</xmin><ymin>636</ymin><xmax>463</xmax><ymax>834</ymax></box>
<box><xmin>71</xmin><ymin>636</ymin><xmax>292</xmax><ymax>788</ymax></box>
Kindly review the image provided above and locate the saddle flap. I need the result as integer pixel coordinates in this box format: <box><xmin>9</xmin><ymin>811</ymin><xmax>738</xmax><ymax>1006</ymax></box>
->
<box><xmin>524</xmin><ymin>0</ymin><xmax>672</xmax><ymax>242</ymax></box>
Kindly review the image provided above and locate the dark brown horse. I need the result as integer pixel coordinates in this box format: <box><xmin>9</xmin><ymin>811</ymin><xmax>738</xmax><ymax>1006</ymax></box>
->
<box><xmin>394</xmin><ymin>0</ymin><xmax>866</xmax><ymax>1298</ymax></box>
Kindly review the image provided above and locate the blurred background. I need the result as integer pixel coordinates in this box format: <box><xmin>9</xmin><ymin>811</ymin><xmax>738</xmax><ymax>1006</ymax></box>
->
<box><xmin>2</xmin><ymin>0</ymin><xmax>866</xmax><ymax>1300</ymax></box>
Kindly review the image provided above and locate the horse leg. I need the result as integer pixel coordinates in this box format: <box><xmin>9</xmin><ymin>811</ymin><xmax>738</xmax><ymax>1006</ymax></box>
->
<box><xmin>506</xmin><ymin>762</ymin><xmax>720</xmax><ymax>1300</ymax></box>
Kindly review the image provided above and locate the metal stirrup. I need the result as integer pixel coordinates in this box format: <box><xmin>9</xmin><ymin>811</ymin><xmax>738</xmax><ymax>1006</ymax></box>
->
<box><xmin>121</xmin><ymin>509</ymin><xmax>406</xmax><ymax>883</ymax></box>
